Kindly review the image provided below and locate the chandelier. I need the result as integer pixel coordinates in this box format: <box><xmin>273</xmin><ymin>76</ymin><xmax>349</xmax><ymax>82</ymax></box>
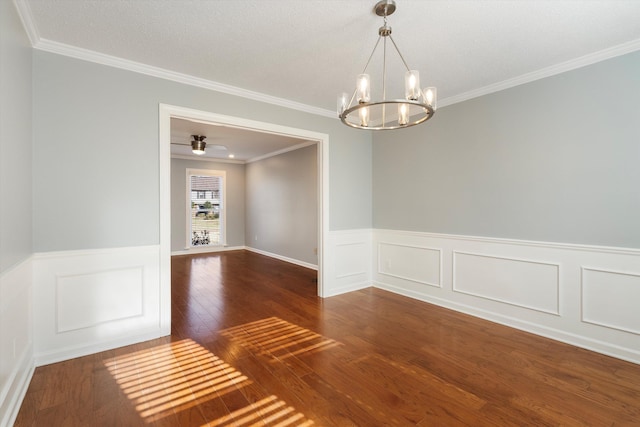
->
<box><xmin>338</xmin><ymin>0</ymin><xmax>437</xmax><ymax>130</ymax></box>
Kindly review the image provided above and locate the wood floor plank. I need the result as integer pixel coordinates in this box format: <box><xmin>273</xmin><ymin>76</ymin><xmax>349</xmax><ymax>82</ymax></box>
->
<box><xmin>300</xmin><ymin>372</ymin><xmax>393</xmax><ymax>427</ymax></box>
<box><xmin>14</xmin><ymin>250</ymin><xmax>640</xmax><ymax>426</ymax></box>
<box><xmin>230</xmin><ymin>354</ymin><xmax>318</xmax><ymax>425</ymax></box>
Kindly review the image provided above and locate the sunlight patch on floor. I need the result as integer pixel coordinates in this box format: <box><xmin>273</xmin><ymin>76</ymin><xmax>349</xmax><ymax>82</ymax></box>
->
<box><xmin>105</xmin><ymin>339</ymin><xmax>250</xmax><ymax>422</ymax></box>
<box><xmin>208</xmin><ymin>395</ymin><xmax>314</xmax><ymax>426</ymax></box>
<box><xmin>105</xmin><ymin>338</ymin><xmax>315</xmax><ymax>425</ymax></box>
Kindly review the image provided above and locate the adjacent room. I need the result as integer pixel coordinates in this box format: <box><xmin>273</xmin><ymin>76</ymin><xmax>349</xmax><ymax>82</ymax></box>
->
<box><xmin>2</xmin><ymin>0</ymin><xmax>640</xmax><ymax>425</ymax></box>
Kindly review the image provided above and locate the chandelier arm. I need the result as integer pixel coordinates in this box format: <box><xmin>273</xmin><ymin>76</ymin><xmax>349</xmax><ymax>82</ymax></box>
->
<box><xmin>348</xmin><ymin>88</ymin><xmax>358</xmax><ymax>109</ymax></box>
<box><xmin>388</xmin><ymin>34</ymin><xmax>412</xmax><ymax>72</ymax></box>
<box><xmin>361</xmin><ymin>35</ymin><xmax>383</xmax><ymax>74</ymax></box>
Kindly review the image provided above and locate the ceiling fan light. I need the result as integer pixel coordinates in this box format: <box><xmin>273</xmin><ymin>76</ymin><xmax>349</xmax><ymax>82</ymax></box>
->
<box><xmin>191</xmin><ymin>139</ymin><xmax>206</xmax><ymax>155</ymax></box>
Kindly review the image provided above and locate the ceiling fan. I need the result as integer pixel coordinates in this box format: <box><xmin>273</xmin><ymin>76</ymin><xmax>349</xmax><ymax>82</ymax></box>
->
<box><xmin>170</xmin><ymin>135</ymin><xmax>228</xmax><ymax>156</ymax></box>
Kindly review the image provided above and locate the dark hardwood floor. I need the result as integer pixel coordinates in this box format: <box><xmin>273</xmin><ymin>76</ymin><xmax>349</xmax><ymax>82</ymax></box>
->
<box><xmin>14</xmin><ymin>250</ymin><xmax>640</xmax><ymax>426</ymax></box>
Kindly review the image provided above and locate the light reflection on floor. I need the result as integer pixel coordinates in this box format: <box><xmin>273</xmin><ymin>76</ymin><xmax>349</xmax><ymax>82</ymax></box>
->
<box><xmin>105</xmin><ymin>338</ymin><xmax>314</xmax><ymax>425</ymax></box>
<box><xmin>220</xmin><ymin>317</ymin><xmax>340</xmax><ymax>361</ymax></box>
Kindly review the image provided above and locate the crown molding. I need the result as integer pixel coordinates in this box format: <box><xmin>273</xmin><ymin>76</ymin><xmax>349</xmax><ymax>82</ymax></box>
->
<box><xmin>34</xmin><ymin>34</ymin><xmax>640</xmax><ymax>115</ymax></box>
<box><xmin>246</xmin><ymin>141</ymin><xmax>316</xmax><ymax>164</ymax></box>
<box><xmin>12</xmin><ymin>0</ymin><xmax>39</xmax><ymax>46</ymax></box>
<box><xmin>439</xmin><ymin>38</ymin><xmax>640</xmax><ymax>108</ymax></box>
<box><xmin>13</xmin><ymin>0</ymin><xmax>640</xmax><ymax>115</ymax></box>
<box><xmin>31</xmin><ymin>37</ymin><xmax>336</xmax><ymax>119</ymax></box>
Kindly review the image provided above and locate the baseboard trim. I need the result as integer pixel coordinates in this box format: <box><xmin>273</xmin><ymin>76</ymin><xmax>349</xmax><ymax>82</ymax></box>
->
<box><xmin>374</xmin><ymin>281</ymin><xmax>640</xmax><ymax>365</ymax></box>
<box><xmin>0</xmin><ymin>343</ymin><xmax>34</xmax><ymax>427</ymax></box>
<box><xmin>171</xmin><ymin>245</ymin><xmax>245</xmax><ymax>256</ymax></box>
<box><xmin>34</xmin><ymin>327</ymin><xmax>170</xmax><ymax>367</ymax></box>
<box><xmin>245</xmin><ymin>247</ymin><xmax>318</xmax><ymax>271</ymax></box>
<box><xmin>324</xmin><ymin>281</ymin><xmax>370</xmax><ymax>298</ymax></box>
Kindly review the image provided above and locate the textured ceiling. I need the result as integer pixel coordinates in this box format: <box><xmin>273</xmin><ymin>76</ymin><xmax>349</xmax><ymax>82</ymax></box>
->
<box><xmin>19</xmin><ymin>0</ymin><xmax>640</xmax><ymax>159</ymax></box>
<box><xmin>23</xmin><ymin>0</ymin><xmax>640</xmax><ymax>111</ymax></box>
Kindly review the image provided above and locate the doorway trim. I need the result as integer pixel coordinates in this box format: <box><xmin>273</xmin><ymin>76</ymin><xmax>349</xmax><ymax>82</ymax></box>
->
<box><xmin>159</xmin><ymin>103</ymin><xmax>329</xmax><ymax>327</ymax></box>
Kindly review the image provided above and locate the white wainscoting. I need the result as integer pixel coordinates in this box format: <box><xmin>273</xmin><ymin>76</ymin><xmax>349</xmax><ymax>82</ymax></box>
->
<box><xmin>323</xmin><ymin>229</ymin><xmax>372</xmax><ymax>297</ymax></box>
<box><xmin>373</xmin><ymin>229</ymin><xmax>640</xmax><ymax>364</ymax></box>
<box><xmin>378</xmin><ymin>242</ymin><xmax>441</xmax><ymax>287</ymax></box>
<box><xmin>581</xmin><ymin>267</ymin><xmax>640</xmax><ymax>335</ymax></box>
<box><xmin>33</xmin><ymin>245</ymin><xmax>169</xmax><ymax>366</ymax></box>
<box><xmin>0</xmin><ymin>257</ymin><xmax>34</xmax><ymax>427</ymax></box>
<box><xmin>453</xmin><ymin>251</ymin><xmax>560</xmax><ymax>315</ymax></box>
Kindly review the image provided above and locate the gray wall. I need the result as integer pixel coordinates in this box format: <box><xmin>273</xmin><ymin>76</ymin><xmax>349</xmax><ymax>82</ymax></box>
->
<box><xmin>32</xmin><ymin>51</ymin><xmax>372</xmax><ymax>252</ymax></box>
<box><xmin>171</xmin><ymin>158</ymin><xmax>245</xmax><ymax>251</ymax></box>
<box><xmin>0</xmin><ymin>0</ymin><xmax>32</xmax><ymax>271</ymax></box>
<box><xmin>373</xmin><ymin>51</ymin><xmax>640</xmax><ymax>249</ymax></box>
<box><xmin>245</xmin><ymin>145</ymin><xmax>317</xmax><ymax>264</ymax></box>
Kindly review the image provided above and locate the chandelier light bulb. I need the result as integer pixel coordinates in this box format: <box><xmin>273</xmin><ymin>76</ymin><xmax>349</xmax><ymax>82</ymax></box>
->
<box><xmin>398</xmin><ymin>103</ymin><xmax>409</xmax><ymax>125</ymax></box>
<box><xmin>338</xmin><ymin>92</ymin><xmax>349</xmax><ymax>115</ymax></box>
<box><xmin>405</xmin><ymin>70</ymin><xmax>420</xmax><ymax>101</ymax></box>
<box><xmin>357</xmin><ymin>74</ymin><xmax>370</xmax><ymax>103</ymax></box>
<box><xmin>359</xmin><ymin>106</ymin><xmax>369</xmax><ymax>127</ymax></box>
<box><xmin>423</xmin><ymin>87</ymin><xmax>437</xmax><ymax>110</ymax></box>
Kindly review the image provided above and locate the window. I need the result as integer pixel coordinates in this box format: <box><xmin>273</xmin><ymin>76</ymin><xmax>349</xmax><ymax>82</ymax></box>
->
<box><xmin>186</xmin><ymin>169</ymin><xmax>226</xmax><ymax>247</ymax></box>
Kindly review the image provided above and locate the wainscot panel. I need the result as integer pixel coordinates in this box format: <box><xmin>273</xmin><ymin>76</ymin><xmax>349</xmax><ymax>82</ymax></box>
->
<box><xmin>453</xmin><ymin>251</ymin><xmax>559</xmax><ymax>315</ymax></box>
<box><xmin>33</xmin><ymin>245</ymin><xmax>168</xmax><ymax>366</ymax></box>
<box><xmin>373</xmin><ymin>229</ymin><xmax>640</xmax><ymax>364</ymax></box>
<box><xmin>378</xmin><ymin>242</ymin><xmax>441</xmax><ymax>287</ymax></box>
<box><xmin>56</xmin><ymin>267</ymin><xmax>144</xmax><ymax>333</ymax></box>
<box><xmin>0</xmin><ymin>257</ymin><xmax>34</xmax><ymax>427</ymax></box>
<box><xmin>582</xmin><ymin>267</ymin><xmax>640</xmax><ymax>335</ymax></box>
<box><xmin>323</xmin><ymin>230</ymin><xmax>372</xmax><ymax>297</ymax></box>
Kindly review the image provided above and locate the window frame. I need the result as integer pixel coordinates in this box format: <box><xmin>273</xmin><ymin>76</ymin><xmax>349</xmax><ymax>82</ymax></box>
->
<box><xmin>185</xmin><ymin>168</ymin><xmax>227</xmax><ymax>248</ymax></box>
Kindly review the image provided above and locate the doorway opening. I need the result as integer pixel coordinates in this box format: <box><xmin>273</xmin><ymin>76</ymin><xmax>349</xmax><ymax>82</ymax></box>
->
<box><xmin>159</xmin><ymin>104</ymin><xmax>329</xmax><ymax>330</ymax></box>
